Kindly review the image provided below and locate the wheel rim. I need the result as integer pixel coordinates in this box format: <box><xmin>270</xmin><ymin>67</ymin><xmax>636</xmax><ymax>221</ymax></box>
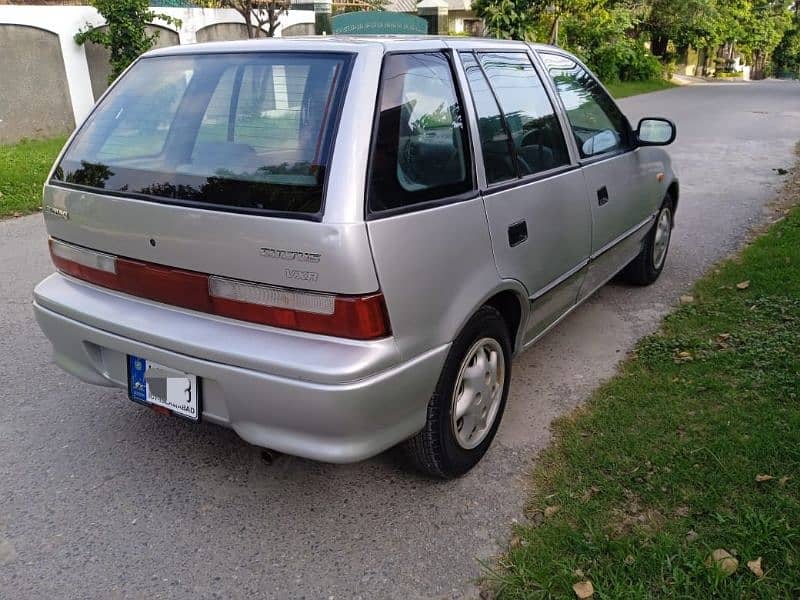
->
<box><xmin>450</xmin><ymin>338</ymin><xmax>505</xmax><ymax>450</ymax></box>
<box><xmin>652</xmin><ymin>207</ymin><xmax>672</xmax><ymax>270</ymax></box>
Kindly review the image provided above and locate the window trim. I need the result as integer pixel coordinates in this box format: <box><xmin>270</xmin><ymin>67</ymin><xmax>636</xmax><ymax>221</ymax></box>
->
<box><xmin>482</xmin><ymin>163</ymin><xmax>581</xmax><ymax>195</ymax></box>
<box><xmin>460</xmin><ymin>50</ymin><xmax>521</xmax><ymax>181</ymax></box>
<box><xmin>536</xmin><ymin>50</ymin><xmax>636</xmax><ymax>166</ymax></box>
<box><xmin>50</xmin><ymin>51</ymin><xmax>357</xmax><ymax>222</ymax></box>
<box><xmin>365</xmin><ymin>49</ymin><xmax>478</xmax><ymax>221</ymax></box>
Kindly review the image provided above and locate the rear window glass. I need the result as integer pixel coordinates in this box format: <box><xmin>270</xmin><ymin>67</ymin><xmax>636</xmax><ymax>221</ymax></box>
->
<box><xmin>53</xmin><ymin>52</ymin><xmax>352</xmax><ymax>217</ymax></box>
<box><xmin>368</xmin><ymin>52</ymin><xmax>473</xmax><ymax>214</ymax></box>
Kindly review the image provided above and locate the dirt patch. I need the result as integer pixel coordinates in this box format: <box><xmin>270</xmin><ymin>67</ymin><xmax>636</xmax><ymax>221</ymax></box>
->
<box><xmin>753</xmin><ymin>144</ymin><xmax>800</xmax><ymax>238</ymax></box>
<box><xmin>607</xmin><ymin>489</ymin><xmax>666</xmax><ymax>538</ymax></box>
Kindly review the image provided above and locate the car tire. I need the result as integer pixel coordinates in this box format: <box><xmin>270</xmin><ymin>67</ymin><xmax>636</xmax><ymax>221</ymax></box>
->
<box><xmin>621</xmin><ymin>195</ymin><xmax>675</xmax><ymax>286</ymax></box>
<box><xmin>403</xmin><ymin>306</ymin><xmax>512</xmax><ymax>478</ymax></box>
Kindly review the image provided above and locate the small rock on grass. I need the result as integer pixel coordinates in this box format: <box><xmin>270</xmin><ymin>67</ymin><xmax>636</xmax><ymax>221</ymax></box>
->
<box><xmin>680</xmin><ymin>294</ymin><xmax>695</xmax><ymax>304</ymax></box>
<box><xmin>544</xmin><ymin>505</ymin><xmax>560</xmax><ymax>518</ymax></box>
<box><xmin>736</xmin><ymin>280</ymin><xmax>751</xmax><ymax>290</ymax></box>
<box><xmin>747</xmin><ymin>557</ymin><xmax>764</xmax><ymax>577</ymax></box>
<box><xmin>755</xmin><ymin>474</ymin><xmax>775</xmax><ymax>482</ymax></box>
<box><xmin>706</xmin><ymin>549</ymin><xmax>738</xmax><ymax>575</ymax></box>
<box><xmin>572</xmin><ymin>580</ymin><xmax>594</xmax><ymax>599</ymax></box>
<box><xmin>685</xmin><ymin>529</ymin><xmax>699</xmax><ymax>543</ymax></box>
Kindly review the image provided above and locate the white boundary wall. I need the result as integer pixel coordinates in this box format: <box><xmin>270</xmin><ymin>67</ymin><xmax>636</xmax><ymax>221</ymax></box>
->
<box><xmin>0</xmin><ymin>6</ymin><xmax>315</xmax><ymax>127</ymax></box>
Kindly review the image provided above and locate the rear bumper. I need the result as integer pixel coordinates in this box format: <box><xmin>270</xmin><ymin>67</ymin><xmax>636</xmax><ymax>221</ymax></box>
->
<box><xmin>33</xmin><ymin>274</ymin><xmax>449</xmax><ymax>463</ymax></box>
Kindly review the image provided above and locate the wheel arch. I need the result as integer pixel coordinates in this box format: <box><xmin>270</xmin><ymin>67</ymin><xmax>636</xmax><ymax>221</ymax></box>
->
<box><xmin>484</xmin><ymin>289</ymin><xmax>526</xmax><ymax>354</ymax></box>
<box><xmin>455</xmin><ymin>282</ymin><xmax>528</xmax><ymax>356</ymax></box>
<box><xmin>667</xmin><ymin>179</ymin><xmax>679</xmax><ymax>219</ymax></box>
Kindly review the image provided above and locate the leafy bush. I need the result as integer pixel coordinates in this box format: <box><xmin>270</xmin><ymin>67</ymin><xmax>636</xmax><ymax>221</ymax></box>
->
<box><xmin>619</xmin><ymin>44</ymin><xmax>663</xmax><ymax>80</ymax></box>
<box><xmin>561</xmin><ymin>7</ymin><xmax>663</xmax><ymax>82</ymax></box>
<box><xmin>473</xmin><ymin>0</ymin><xmax>666</xmax><ymax>83</ymax></box>
<box><xmin>772</xmin><ymin>20</ymin><xmax>800</xmax><ymax>79</ymax></box>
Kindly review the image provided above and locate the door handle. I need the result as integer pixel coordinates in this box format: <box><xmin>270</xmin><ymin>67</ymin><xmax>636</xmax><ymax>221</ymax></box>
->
<box><xmin>597</xmin><ymin>186</ymin><xmax>609</xmax><ymax>206</ymax></box>
<box><xmin>508</xmin><ymin>220</ymin><xmax>528</xmax><ymax>247</ymax></box>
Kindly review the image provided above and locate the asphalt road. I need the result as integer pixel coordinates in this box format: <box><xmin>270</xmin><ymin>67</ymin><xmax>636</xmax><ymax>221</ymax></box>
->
<box><xmin>2</xmin><ymin>80</ymin><xmax>799</xmax><ymax>600</ymax></box>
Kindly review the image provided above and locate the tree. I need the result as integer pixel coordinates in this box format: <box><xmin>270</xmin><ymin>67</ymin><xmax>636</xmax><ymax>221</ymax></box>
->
<box><xmin>772</xmin><ymin>8</ymin><xmax>800</xmax><ymax>76</ymax></box>
<box><xmin>644</xmin><ymin>0</ymin><xmax>720</xmax><ymax>57</ymax></box>
<box><xmin>75</xmin><ymin>0</ymin><xmax>181</xmax><ymax>83</ymax></box>
<box><xmin>529</xmin><ymin>0</ymin><xmax>602</xmax><ymax>45</ymax></box>
<box><xmin>561</xmin><ymin>5</ymin><xmax>661</xmax><ymax>81</ymax></box>
<box><xmin>472</xmin><ymin>0</ymin><xmax>538</xmax><ymax>41</ymax></box>
<box><xmin>218</xmin><ymin>0</ymin><xmax>290</xmax><ymax>38</ymax></box>
<box><xmin>473</xmin><ymin>0</ymin><xmax>600</xmax><ymax>43</ymax></box>
<box><xmin>737</xmin><ymin>0</ymin><xmax>792</xmax><ymax>77</ymax></box>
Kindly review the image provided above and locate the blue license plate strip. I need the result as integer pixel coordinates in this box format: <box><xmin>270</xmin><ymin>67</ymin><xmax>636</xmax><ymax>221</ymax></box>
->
<box><xmin>127</xmin><ymin>355</ymin><xmax>201</xmax><ymax>422</ymax></box>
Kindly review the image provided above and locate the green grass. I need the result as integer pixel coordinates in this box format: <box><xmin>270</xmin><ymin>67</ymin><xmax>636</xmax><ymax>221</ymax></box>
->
<box><xmin>488</xmin><ymin>205</ymin><xmax>800</xmax><ymax>598</ymax></box>
<box><xmin>0</xmin><ymin>136</ymin><xmax>67</xmax><ymax>218</ymax></box>
<box><xmin>606</xmin><ymin>79</ymin><xmax>678</xmax><ymax>99</ymax></box>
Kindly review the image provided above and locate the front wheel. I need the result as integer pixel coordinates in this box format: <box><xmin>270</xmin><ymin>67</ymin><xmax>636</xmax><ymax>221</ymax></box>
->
<box><xmin>402</xmin><ymin>306</ymin><xmax>511</xmax><ymax>478</ymax></box>
<box><xmin>621</xmin><ymin>196</ymin><xmax>675</xmax><ymax>285</ymax></box>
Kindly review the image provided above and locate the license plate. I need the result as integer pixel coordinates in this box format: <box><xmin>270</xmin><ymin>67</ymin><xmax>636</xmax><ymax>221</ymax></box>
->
<box><xmin>127</xmin><ymin>355</ymin><xmax>200</xmax><ymax>422</ymax></box>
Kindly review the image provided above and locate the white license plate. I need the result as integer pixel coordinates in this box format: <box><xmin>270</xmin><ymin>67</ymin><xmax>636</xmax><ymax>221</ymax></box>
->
<box><xmin>128</xmin><ymin>355</ymin><xmax>200</xmax><ymax>421</ymax></box>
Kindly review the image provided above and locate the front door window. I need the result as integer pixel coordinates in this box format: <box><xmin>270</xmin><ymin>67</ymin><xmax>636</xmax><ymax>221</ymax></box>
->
<box><xmin>540</xmin><ymin>53</ymin><xmax>632</xmax><ymax>159</ymax></box>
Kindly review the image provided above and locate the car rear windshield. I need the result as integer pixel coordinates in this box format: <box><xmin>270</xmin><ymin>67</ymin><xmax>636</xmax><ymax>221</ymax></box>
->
<box><xmin>53</xmin><ymin>52</ymin><xmax>352</xmax><ymax>217</ymax></box>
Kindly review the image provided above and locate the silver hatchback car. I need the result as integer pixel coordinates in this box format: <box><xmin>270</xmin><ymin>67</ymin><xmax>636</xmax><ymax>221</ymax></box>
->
<box><xmin>34</xmin><ymin>36</ymin><xmax>677</xmax><ymax>478</ymax></box>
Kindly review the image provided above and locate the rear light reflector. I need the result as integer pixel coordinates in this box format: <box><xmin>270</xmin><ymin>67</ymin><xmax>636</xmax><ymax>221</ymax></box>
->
<box><xmin>50</xmin><ymin>239</ymin><xmax>117</xmax><ymax>273</ymax></box>
<box><xmin>209</xmin><ymin>276</ymin><xmax>335</xmax><ymax>315</ymax></box>
<box><xmin>48</xmin><ymin>238</ymin><xmax>391</xmax><ymax>340</ymax></box>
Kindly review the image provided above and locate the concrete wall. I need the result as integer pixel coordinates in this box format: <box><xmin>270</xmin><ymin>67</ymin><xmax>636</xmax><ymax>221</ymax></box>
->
<box><xmin>0</xmin><ymin>24</ymin><xmax>75</xmax><ymax>143</ymax></box>
<box><xmin>195</xmin><ymin>22</ymin><xmax>259</xmax><ymax>43</ymax></box>
<box><xmin>0</xmin><ymin>5</ymin><xmax>316</xmax><ymax>144</ymax></box>
<box><xmin>85</xmin><ymin>24</ymin><xmax>180</xmax><ymax>101</ymax></box>
<box><xmin>281</xmin><ymin>22</ymin><xmax>315</xmax><ymax>36</ymax></box>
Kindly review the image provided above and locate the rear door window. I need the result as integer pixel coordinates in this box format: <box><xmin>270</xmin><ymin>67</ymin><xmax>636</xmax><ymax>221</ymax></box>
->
<box><xmin>54</xmin><ymin>52</ymin><xmax>352</xmax><ymax>217</ymax></box>
<box><xmin>368</xmin><ymin>52</ymin><xmax>473</xmax><ymax>214</ymax></box>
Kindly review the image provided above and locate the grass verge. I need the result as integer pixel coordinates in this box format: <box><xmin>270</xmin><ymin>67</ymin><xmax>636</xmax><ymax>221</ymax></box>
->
<box><xmin>0</xmin><ymin>136</ymin><xmax>67</xmax><ymax>218</ymax></box>
<box><xmin>488</xmin><ymin>201</ymin><xmax>800</xmax><ymax>597</ymax></box>
<box><xmin>606</xmin><ymin>79</ymin><xmax>678</xmax><ymax>99</ymax></box>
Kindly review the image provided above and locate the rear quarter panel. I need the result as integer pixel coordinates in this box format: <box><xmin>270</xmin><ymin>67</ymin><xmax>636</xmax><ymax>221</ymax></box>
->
<box><xmin>367</xmin><ymin>198</ymin><xmax>511</xmax><ymax>360</ymax></box>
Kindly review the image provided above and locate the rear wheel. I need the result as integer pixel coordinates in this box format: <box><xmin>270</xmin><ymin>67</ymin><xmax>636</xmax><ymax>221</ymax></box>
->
<box><xmin>621</xmin><ymin>196</ymin><xmax>674</xmax><ymax>285</ymax></box>
<box><xmin>403</xmin><ymin>306</ymin><xmax>511</xmax><ymax>478</ymax></box>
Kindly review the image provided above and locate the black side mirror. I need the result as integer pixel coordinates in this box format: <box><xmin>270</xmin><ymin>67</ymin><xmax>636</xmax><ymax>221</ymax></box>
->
<box><xmin>636</xmin><ymin>118</ymin><xmax>676</xmax><ymax>146</ymax></box>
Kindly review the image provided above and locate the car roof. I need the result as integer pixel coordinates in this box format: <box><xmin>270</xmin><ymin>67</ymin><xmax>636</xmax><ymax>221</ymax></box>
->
<box><xmin>144</xmin><ymin>35</ymin><xmax>562</xmax><ymax>58</ymax></box>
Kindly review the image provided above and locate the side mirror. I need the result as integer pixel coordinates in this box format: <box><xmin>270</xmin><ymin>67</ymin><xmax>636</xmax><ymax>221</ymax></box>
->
<box><xmin>636</xmin><ymin>118</ymin><xmax>676</xmax><ymax>146</ymax></box>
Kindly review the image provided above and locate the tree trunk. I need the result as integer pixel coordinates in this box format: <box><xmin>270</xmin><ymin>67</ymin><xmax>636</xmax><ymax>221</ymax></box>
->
<box><xmin>752</xmin><ymin>50</ymin><xmax>765</xmax><ymax>80</ymax></box>
<box><xmin>244</xmin><ymin>8</ymin><xmax>255</xmax><ymax>38</ymax></box>
<box><xmin>548</xmin><ymin>13</ymin><xmax>560</xmax><ymax>46</ymax></box>
<box><xmin>651</xmin><ymin>35</ymin><xmax>669</xmax><ymax>58</ymax></box>
<box><xmin>697</xmin><ymin>46</ymin><xmax>707</xmax><ymax>76</ymax></box>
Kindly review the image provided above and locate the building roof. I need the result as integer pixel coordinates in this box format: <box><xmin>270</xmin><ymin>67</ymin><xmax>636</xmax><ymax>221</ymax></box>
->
<box><xmin>385</xmin><ymin>0</ymin><xmax>418</xmax><ymax>11</ymax></box>
<box><xmin>385</xmin><ymin>0</ymin><xmax>472</xmax><ymax>12</ymax></box>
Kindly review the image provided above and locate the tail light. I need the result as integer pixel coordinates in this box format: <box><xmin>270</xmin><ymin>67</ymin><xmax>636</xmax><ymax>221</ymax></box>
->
<box><xmin>49</xmin><ymin>238</ymin><xmax>391</xmax><ymax>340</ymax></box>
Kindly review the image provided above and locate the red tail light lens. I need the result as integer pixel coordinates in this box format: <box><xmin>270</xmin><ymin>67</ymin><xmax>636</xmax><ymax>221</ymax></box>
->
<box><xmin>49</xmin><ymin>239</ymin><xmax>391</xmax><ymax>340</ymax></box>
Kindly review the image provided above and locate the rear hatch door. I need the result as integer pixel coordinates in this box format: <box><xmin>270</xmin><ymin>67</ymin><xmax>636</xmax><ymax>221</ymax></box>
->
<box><xmin>45</xmin><ymin>49</ymin><xmax>377</xmax><ymax>295</ymax></box>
